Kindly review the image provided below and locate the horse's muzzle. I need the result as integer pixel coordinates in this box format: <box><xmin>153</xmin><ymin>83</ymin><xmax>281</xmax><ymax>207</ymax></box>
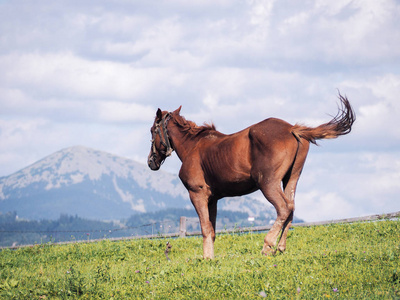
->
<box><xmin>148</xmin><ymin>157</ymin><xmax>160</xmax><ymax>171</ymax></box>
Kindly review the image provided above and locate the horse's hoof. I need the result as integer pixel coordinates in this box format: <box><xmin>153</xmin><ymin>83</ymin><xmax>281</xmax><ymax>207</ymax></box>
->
<box><xmin>277</xmin><ymin>246</ymin><xmax>286</xmax><ymax>253</ymax></box>
<box><xmin>261</xmin><ymin>246</ymin><xmax>276</xmax><ymax>256</ymax></box>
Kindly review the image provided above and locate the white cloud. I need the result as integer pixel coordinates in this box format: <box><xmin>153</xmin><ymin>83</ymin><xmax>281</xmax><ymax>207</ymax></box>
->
<box><xmin>97</xmin><ymin>101</ymin><xmax>155</xmax><ymax>123</ymax></box>
<box><xmin>0</xmin><ymin>118</ymin><xmax>52</xmax><ymax>174</ymax></box>
<box><xmin>340</xmin><ymin>74</ymin><xmax>400</xmax><ymax>149</ymax></box>
<box><xmin>245</xmin><ymin>0</ymin><xmax>400</xmax><ymax>65</ymax></box>
<box><xmin>294</xmin><ymin>151</ymin><xmax>400</xmax><ymax>221</ymax></box>
<box><xmin>203</xmin><ymin>93</ymin><xmax>219</xmax><ymax>111</ymax></box>
<box><xmin>249</xmin><ymin>0</ymin><xmax>275</xmax><ymax>27</ymax></box>
<box><xmin>296</xmin><ymin>190</ymin><xmax>357</xmax><ymax>222</ymax></box>
<box><xmin>0</xmin><ymin>119</ymin><xmax>51</xmax><ymax>149</ymax></box>
<box><xmin>0</xmin><ymin>53</ymin><xmax>171</xmax><ymax>101</ymax></box>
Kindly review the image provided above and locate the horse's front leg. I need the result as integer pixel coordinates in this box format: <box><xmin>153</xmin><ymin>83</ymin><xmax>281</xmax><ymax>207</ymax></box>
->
<box><xmin>189</xmin><ymin>191</ymin><xmax>217</xmax><ymax>259</ymax></box>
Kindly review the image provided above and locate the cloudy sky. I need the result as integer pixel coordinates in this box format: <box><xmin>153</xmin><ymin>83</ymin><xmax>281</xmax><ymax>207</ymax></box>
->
<box><xmin>1</xmin><ymin>0</ymin><xmax>399</xmax><ymax>221</ymax></box>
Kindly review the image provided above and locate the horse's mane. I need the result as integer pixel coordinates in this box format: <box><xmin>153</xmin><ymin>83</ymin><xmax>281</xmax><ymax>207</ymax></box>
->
<box><xmin>173</xmin><ymin>115</ymin><xmax>217</xmax><ymax>137</ymax></box>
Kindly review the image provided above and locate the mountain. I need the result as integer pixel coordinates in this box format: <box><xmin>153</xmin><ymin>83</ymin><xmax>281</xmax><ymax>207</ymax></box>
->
<box><xmin>0</xmin><ymin>146</ymin><xmax>278</xmax><ymax>221</ymax></box>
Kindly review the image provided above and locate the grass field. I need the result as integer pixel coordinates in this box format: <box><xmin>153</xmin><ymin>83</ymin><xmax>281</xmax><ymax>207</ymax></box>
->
<box><xmin>0</xmin><ymin>219</ymin><xmax>399</xmax><ymax>299</ymax></box>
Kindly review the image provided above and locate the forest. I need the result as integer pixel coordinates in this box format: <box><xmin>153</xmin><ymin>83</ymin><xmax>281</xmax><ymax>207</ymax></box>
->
<box><xmin>0</xmin><ymin>209</ymin><xmax>254</xmax><ymax>248</ymax></box>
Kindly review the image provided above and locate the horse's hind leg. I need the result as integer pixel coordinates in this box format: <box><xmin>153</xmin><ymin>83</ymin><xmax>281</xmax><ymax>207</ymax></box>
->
<box><xmin>276</xmin><ymin>180</ymin><xmax>296</xmax><ymax>253</ymax></box>
<box><xmin>277</xmin><ymin>141</ymin><xmax>309</xmax><ymax>253</ymax></box>
<box><xmin>258</xmin><ymin>181</ymin><xmax>292</xmax><ymax>255</ymax></box>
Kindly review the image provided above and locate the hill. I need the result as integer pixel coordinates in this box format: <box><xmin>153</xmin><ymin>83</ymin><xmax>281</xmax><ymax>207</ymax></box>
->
<box><xmin>0</xmin><ymin>146</ymin><xmax>280</xmax><ymax>221</ymax></box>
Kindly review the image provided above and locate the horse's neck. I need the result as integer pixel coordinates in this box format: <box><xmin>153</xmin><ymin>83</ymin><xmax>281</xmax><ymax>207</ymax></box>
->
<box><xmin>168</xmin><ymin>122</ymin><xmax>199</xmax><ymax>162</ymax></box>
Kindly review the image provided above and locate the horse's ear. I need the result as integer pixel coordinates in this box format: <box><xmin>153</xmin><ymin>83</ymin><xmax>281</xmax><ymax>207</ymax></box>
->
<box><xmin>173</xmin><ymin>106</ymin><xmax>182</xmax><ymax>115</ymax></box>
<box><xmin>156</xmin><ymin>108</ymin><xmax>162</xmax><ymax>120</ymax></box>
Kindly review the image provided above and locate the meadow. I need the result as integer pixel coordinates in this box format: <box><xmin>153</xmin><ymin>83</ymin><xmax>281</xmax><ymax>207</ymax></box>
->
<box><xmin>0</xmin><ymin>219</ymin><xmax>399</xmax><ymax>299</ymax></box>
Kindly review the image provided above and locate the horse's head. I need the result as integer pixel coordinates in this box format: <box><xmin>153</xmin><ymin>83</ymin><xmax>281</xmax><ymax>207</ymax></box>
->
<box><xmin>147</xmin><ymin>108</ymin><xmax>176</xmax><ymax>171</ymax></box>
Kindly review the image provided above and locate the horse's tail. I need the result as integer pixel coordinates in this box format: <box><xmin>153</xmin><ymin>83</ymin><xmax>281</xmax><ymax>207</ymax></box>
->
<box><xmin>291</xmin><ymin>94</ymin><xmax>356</xmax><ymax>145</ymax></box>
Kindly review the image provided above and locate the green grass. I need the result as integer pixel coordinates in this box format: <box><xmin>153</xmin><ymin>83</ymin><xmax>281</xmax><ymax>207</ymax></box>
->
<box><xmin>1</xmin><ymin>220</ymin><xmax>399</xmax><ymax>299</ymax></box>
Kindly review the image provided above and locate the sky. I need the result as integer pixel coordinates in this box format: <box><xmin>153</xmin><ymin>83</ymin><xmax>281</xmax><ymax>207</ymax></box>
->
<box><xmin>0</xmin><ymin>0</ymin><xmax>399</xmax><ymax>222</ymax></box>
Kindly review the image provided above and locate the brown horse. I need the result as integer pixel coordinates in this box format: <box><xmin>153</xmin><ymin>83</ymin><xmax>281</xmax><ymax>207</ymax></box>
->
<box><xmin>148</xmin><ymin>94</ymin><xmax>355</xmax><ymax>259</ymax></box>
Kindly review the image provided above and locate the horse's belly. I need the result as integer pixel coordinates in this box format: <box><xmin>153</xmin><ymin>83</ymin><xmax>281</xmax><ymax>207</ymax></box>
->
<box><xmin>212</xmin><ymin>176</ymin><xmax>257</xmax><ymax>198</ymax></box>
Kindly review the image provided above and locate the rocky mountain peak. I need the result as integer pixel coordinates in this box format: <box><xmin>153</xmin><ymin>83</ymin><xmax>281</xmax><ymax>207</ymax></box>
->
<box><xmin>0</xmin><ymin>146</ymin><xmax>276</xmax><ymax>221</ymax></box>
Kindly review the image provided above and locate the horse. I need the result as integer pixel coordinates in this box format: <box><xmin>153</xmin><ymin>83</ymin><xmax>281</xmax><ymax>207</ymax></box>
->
<box><xmin>148</xmin><ymin>94</ymin><xmax>355</xmax><ymax>259</ymax></box>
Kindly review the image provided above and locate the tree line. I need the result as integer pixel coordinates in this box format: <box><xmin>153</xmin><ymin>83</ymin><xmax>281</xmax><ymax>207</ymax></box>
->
<box><xmin>0</xmin><ymin>209</ymin><xmax>259</xmax><ymax>248</ymax></box>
